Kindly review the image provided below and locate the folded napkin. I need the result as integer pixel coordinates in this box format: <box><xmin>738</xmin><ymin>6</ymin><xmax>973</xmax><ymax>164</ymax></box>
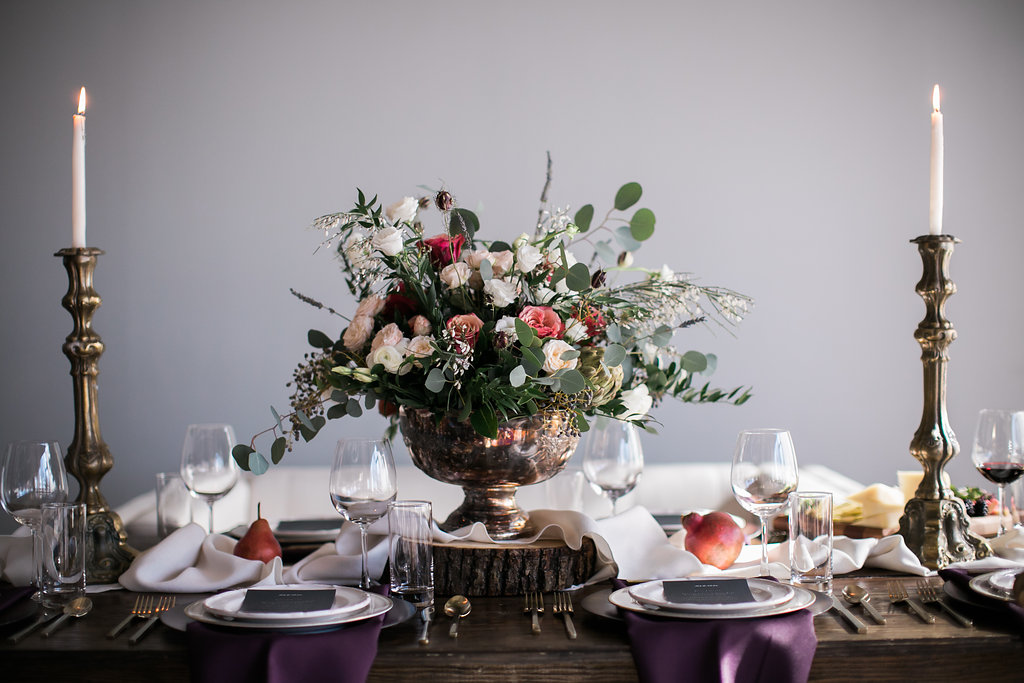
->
<box><xmin>0</xmin><ymin>527</ymin><xmax>33</xmax><ymax>586</ymax></box>
<box><xmin>186</xmin><ymin>586</ymin><xmax>387</xmax><ymax>683</ymax></box>
<box><xmin>120</xmin><ymin>523</ymin><xmax>283</xmax><ymax>592</ymax></box>
<box><xmin>939</xmin><ymin>567</ymin><xmax>1024</xmax><ymax>629</ymax></box>
<box><xmin>613</xmin><ymin>579</ymin><xmax>816</xmax><ymax>683</ymax></box>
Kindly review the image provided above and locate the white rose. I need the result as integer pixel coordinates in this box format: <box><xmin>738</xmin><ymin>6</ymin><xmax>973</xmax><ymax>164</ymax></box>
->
<box><xmin>563</xmin><ymin>318</ymin><xmax>588</xmax><ymax>343</ymax></box>
<box><xmin>370</xmin><ymin>322</ymin><xmax>404</xmax><ymax>354</ymax></box>
<box><xmin>491</xmin><ymin>250</ymin><xmax>514</xmax><ymax>276</ymax></box>
<box><xmin>483</xmin><ymin>278</ymin><xmax>518</xmax><ymax>308</ymax></box>
<box><xmin>342</xmin><ymin>315</ymin><xmax>374</xmax><ymax>353</ymax></box>
<box><xmin>385</xmin><ymin>196</ymin><xmax>418</xmax><ymax>225</ymax></box>
<box><xmin>513</xmin><ymin>233</ymin><xmax>530</xmax><ymax>249</ymax></box>
<box><xmin>541</xmin><ymin>339</ymin><xmax>578</xmax><ymax>375</ymax></box>
<box><xmin>406</xmin><ymin>335</ymin><xmax>435</xmax><ymax>365</ymax></box>
<box><xmin>516</xmin><ymin>244</ymin><xmax>544</xmax><ymax>272</ymax></box>
<box><xmin>409</xmin><ymin>315</ymin><xmax>432</xmax><ymax>336</ymax></box>
<box><xmin>619</xmin><ymin>384</ymin><xmax>653</xmax><ymax>420</ymax></box>
<box><xmin>535</xmin><ymin>286</ymin><xmax>557</xmax><ymax>304</ymax></box>
<box><xmin>464</xmin><ymin>248</ymin><xmax>492</xmax><ymax>270</ymax></box>
<box><xmin>370</xmin><ymin>344</ymin><xmax>408</xmax><ymax>375</ymax></box>
<box><xmin>440</xmin><ymin>262</ymin><xmax>473</xmax><ymax>289</ymax></box>
<box><xmin>371</xmin><ymin>226</ymin><xmax>404</xmax><ymax>256</ymax></box>
<box><xmin>494</xmin><ymin>316</ymin><xmax>518</xmax><ymax>334</ymax></box>
<box><xmin>354</xmin><ymin>294</ymin><xmax>385</xmax><ymax>318</ymax></box>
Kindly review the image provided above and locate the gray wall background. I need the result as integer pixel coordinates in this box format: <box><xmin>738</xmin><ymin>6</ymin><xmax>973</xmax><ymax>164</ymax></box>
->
<box><xmin>2</xmin><ymin>1</ymin><xmax>1023</xmax><ymax>530</ymax></box>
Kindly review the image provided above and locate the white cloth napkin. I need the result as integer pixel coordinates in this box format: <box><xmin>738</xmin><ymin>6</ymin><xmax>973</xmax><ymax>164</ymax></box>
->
<box><xmin>0</xmin><ymin>527</ymin><xmax>33</xmax><ymax>586</ymax></box>
<box><xmin>119</xmin><ymin>523</ymin><xmax>283</xmax><ymax>593</ymax></box>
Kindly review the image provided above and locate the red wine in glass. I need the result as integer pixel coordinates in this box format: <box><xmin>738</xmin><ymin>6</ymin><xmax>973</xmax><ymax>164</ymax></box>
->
<box><xmin>978</xmin><ymin>463</ymin><xmax>1024</xmax><ymax>485</ymax></box>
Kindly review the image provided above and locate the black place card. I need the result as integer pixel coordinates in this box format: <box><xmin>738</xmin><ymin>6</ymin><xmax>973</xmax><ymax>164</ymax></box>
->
<box><xmin>276</xmin><ymin>519</ymin><xmax>343</xmax><ymax>533</ymax></box>
<box><xmin>240</xmin><ymin>588</ymin><xmax>336</xmax><ymax>613</ymax></box>
<box><xmin>663</xmin><ymin>578</ymin><xmax>755</xmax><ymax>605</ymax></box>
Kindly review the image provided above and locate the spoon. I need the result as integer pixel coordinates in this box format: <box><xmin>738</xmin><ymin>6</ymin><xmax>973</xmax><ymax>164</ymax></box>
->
<box><xmin>842</xmin><ymin>583</ymin><xmax>886</xmax><ymax>625</ymax></box>
<box><xmin>444</xmin><ymin>595</ymin><xmax>471</xmax><ymax>638</ymax></box>
<box><xmin>41</xmin><ymin>596</ymin><xmax>93</xmax><ymax>638</ymax></box>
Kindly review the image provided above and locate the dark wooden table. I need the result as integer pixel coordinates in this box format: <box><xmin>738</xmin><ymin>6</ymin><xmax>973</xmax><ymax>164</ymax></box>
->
<box><xmin>2</xmin><ymin>576</ymin><xmax>1021</xmax><ymax>682</ymax></box>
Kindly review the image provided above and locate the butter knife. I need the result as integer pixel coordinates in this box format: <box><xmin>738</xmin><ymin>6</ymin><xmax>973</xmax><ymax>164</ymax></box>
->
<box><xmin>829</xmin><ymin>595</ymin><xmax>868</xmax><ymax>634</ymax></box>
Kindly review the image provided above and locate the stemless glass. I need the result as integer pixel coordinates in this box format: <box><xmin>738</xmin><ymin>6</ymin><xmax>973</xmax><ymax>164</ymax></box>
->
<box><xmin>179</xmin><ymin>424</ymin><xmax>239</xmax><ymax>534</ymax></box>
<box><xmin>970</xmin><ymin>409</ymin><xmax>1024</xmax><ymax>536</ymax></box>
<box><xmin>329</xmin><ymin>438</ymin><xmax>398</xmax><ymax>589</ymax></box>
<box><xmin>1</xmin><ymin>441</ymin><xmax>69</xmax><ymax>594</ymax></box>
<box><xmin>580</xmin><ymin>418</ymin><xmax>644</xmax><ymax>516</ymax></box>
<box><xmin>731</xmin><ymin>428</ymin><xmax>799</xmax><ymax>577</ymax></box>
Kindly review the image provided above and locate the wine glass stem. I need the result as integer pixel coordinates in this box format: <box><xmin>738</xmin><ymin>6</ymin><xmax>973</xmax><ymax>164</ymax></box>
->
<box><xmin>759</xmin><ymin>516</ymin><xmax>770</xmax><ymax>577</ymax></box>
<box><xmin>31</xmin><ymin>528</ymin><xmax>40</xmax><ymax>590</ymax></box>
<box><xmin>997</xmin><ymin>484</ymin><xmax>1007</xmax><ymax>536</ymax></box>
<box><xmin>359</xmin><ymin>523</ymin><xmax>370</xmax><ymax>589</ymax></box>
<box><xmin>207</xmin><ymin>500</ymin><xmax>215</xmax><ymax>534</ymax></box>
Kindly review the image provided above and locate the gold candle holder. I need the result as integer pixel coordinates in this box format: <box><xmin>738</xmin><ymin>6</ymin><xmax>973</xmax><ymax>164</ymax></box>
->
<box><xmin>897</xmin><ymin>235</ymin><xmax>991</xmax><ymax>569</ymax></box>
<box><xmin>56</xmin><ymin>247</ymin><xmax>135</xmax><ymax>583</ymax></box>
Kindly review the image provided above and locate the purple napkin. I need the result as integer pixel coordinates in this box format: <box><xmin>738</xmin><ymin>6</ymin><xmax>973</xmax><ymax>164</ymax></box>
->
<box><xmin>0</xmin><ymin>586</ymin><xmax>35</xmax><ymax>613</ymax></box>
<box><xmin>186</xmin><ymin>587</ymin><xmax>387</xmax><ymax>683</ymax></box>
<box><xmin>613</xmin><ymin>579</ymin><xmax>816</xmax><ymax>683</ymax></box>
<box><xmin>939</xmin><ymin>567</ymin><xmax>1024</xmax><ymax>628</ymax></box>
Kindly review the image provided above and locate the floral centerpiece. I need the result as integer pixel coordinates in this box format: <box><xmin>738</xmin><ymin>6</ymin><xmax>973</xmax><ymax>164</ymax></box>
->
<box><xmin>232</xmin><ymin>166</ymin><xmax>752</xmax><ymax>485</ymax></box>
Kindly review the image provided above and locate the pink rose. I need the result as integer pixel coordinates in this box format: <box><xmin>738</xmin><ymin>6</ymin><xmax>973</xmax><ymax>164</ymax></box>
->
<box><xmin>409</xmin><ymin>315</ymin><xmax>432</xmax><ymax>336</ymax></box>
<box><xmin>518</xmin><ymin>306</ymin><xmax>564</xmax><ymax>339</ymax></box>
<box><xmin>370</xmin><ymin>322</ymin><xmax>404</xmax><ymax>354</ymax></box>
<box><xmin>491</xmin><ymin>250</ymin><xmax>514</xmax><ymax>276</ymax></box>
<box><xmin>342</xmin><ymin>315</ymin><xmax>374</xmax><ymax>353</ymax></box>
<box><xmin>354</xmin><ymin>294</ymin><xmax>385</xmax><ymax>318</ymax></box>
<box><xmin>446</xmin><ymin>313</ymin><xmax>484</xmax><ymax>348</ymax></box>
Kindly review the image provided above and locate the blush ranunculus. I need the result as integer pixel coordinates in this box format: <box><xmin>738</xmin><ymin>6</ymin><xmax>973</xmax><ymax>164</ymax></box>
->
<box><xmin>446</xmin><ymin>313</ymin><xmax>484</xmax><ymax>348</ymax></box>
<box><xmin>518</xmin><ymin>306</ymin><xmax>564</xmax><ymax>339</ymax></box>
<box><xmin>419</xmin><ymin>233</ymin><xmax>466</xmax><ymax>268</ymax></box>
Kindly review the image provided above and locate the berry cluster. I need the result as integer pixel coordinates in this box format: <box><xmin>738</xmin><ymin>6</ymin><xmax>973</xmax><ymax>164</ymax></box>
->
<box><xmin>954</xmin><ymin>486</ymin><xmax>999</xmax><ymax>517</ymax></box>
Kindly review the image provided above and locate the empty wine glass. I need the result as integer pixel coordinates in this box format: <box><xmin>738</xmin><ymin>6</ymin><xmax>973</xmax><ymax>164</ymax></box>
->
<box><xmin>580</xmin><ymin>418</ymin><xmax>644</xmax><ymax>517</ymax></box>
<box><xmin>1</xmin><ymin>441</ymin><xmax>69</xmax><ymax>595</ymax></box>
<box><xmin>970</xmin><ymin>409</ymin><xmax>1024</xmax><ymax>536</ymax></box>
<box><xmin>329</xmin><ymin>438</ymin><xmax>397</xmax><ymax>589</ymax></box>
<box><xmin>731</xmin><ymin>428</ymin><xmax>799</xmax><ymax>577</ymax></box>
<box><xmin>179</xmin><ymin>424</ymin><xmax>239</xmax><ymax>534</ymax></box>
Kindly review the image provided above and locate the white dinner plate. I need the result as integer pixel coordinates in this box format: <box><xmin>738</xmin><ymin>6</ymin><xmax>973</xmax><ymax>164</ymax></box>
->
<box><xmin>203</xmin><ymin>585</ymin><xmax>371</xmax><ymax>622</ymax></box>
<box><xmin>969</xmin><ymin>569</ymin><xmax>1018</xmax><ymax>602</ymax></box>
<box><xmin>627</xmin><ymin>578</ymin><xmax>794</xmax><ymax>613</ymax></box>
<box><xmin>610</xmin><ymin>585</ymin><xmax>815</xmax><ymax>620</ymax></box>
<box><xmin>186</xmin><ymin>592</ymin><xmax>393</xmax><ymax>630</ymax></box>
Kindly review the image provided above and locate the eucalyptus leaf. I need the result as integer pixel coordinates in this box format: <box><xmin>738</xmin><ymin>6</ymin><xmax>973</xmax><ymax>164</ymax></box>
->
<box><xmin>510</xmin><ymin>365</ymin><xmax>527</xmax><ymax>387</ymax></box>
<box><xmin>327</xmin><ymin>403</ymin><xmax>347</xmax><ymax>420</ymax></box>
<box><xmin>270</xmin><ymin>405</ymin><xmax>283</xmax><ymax>433</ymax></box>
<box><xmin>574</xmin><ymin>204</ymin><xmax>594</xmax><ymax>232</ymax></box>
<box><xmin>515</xmin><ymin>318</ymin><xmax>538</xmax><ymax>347</ymax></box>
<box><xmin>605</xmin><ymin>324</ymin><xmax>622</xmax><ymax>343</ymax></box>
<box><xmin>560</xmin><ymin>349</ymin><xmax>580</xmax><ymax>361</ymax></box>
<box><xmin>604</xmin><ymin>343</ymin><xmax>626</xmax><ymax>367</ymax></box>
<box><xmin>565</xmin><ymin>262</ymin><xmax>591</xmax><ymax>292</ymax></box>
<box><xmin>331</xmin><ymin>390</ymin><xmax>348</xmax><ymax>404</ymax></box>
<box><xmin>704</xmin><ymin>353</ymin><xmax>718</xmax><ymax>375</ymax></box>
<box><xmin>248</xmin><ymin>451</ymin><xmax>270</xmax><ymax>475</ymax></box>
<box><xmin>479</xmin><ymin>258</ymin><xmax>493</xmax><ymax>281</ymax></box>
<box><xmin>425</xmin><ymin>368</ymin><xmax>447</xmax><ymax>393</ymax></box>
<box><xmin>652</xmin><ymin>324</ymin><xmax>673</xmax><ymax>347</ymax></box>
<box><xmin>614</xmin><ymin>182</ymin><xmax>643</xmax><ymax>211</ymax></box>
<box><xmin>232</xmin><ymin>444</ymin><xmax>254</xmax><ymax>471</ymax></box>
<box><xmin>346</xmin><ymin>398</ymin><xmax>363</xmax><ymax>418</ymax></box>
<box><xmin>629</xmin><ymin>208</ymin><xmax>656</xmax><ymax>241</ymax></box>
<box><xmin>271</xmin><ymin>437</ymin><xmax>287</xmax><ymax>464</ymax></box>
<box><xmin>450</xmin><ymin>208</ymin><xmax>479</xmax><ymax>239</ymax></box>
<box><xmin>615</xmin><ymin>225</ymin><xmax>642</xmax><ymax>252</ymax></box>
<box><xmin>556</xmin><ymin>368</ymin><xmax>586</xmax><ymax>394</ymax></box>
<box><xmin>681</xmin><ymin>350</ymin><xmax>709</xmax><ymax>373</ymax></box>
<box><xmin>307</xmin><ymin>329</ymin><xmax>334</xmax><ymax>349</ymax></box>
<box><xmin>489</xmin><ymin>240</ymin><xmax>512</xmax><ymax>252</ymax></box>
<box><xmin>296</xmin><ymin>410</ymin><xmax>315</xmax><ymax>432</ymax></box>
<box><xmin>594</xmin><ymin>240</ymin><xmax>618</xmax><ymax>264</ymax></box>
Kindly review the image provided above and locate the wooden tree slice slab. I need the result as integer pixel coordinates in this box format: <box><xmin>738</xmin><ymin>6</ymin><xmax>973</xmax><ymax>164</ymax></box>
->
<box><xmin>433</xmin><ymin>537</ymin><xmax>598</xmax><ymax>596</ymax></box>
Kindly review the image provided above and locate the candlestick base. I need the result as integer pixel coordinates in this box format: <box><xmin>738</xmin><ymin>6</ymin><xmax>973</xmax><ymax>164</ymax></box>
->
<box><xmin>896</xmin><ymin>235</ymin><xmax>991</xmax><ymax>569</ymax></box>
<box><xmin>56</xmin><ymin>248</ymin><xmax>136</xmax><ymax>584</ymax></box>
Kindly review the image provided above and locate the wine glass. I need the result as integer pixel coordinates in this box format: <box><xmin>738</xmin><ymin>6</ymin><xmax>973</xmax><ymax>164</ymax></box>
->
<box><xmin>731</xmin><ymin>428</ymin><xmax>799</xmax><ymax>577</ymax></box>
<box><xmin>1</xmin><ymin>441</ymin><xmax>69</xmax><ymax>595</ymax></box>
<box><xmin>580</xmin><ymin>418</ymin><xmax>644</xmax><ymax>517</ymax></box>
<box><xmin>179</xmin><ymin>424</ymin><xmax>239</xmax><ymax>534</ymax></box>
<box><xmin>970</xmin><ymin>409</ymin><xmax>1024</xmax><ymax>536</ymax></box>
<box><xmin>329</xmin><ymin>438</ymin><xmax>398</xmax><ymax>589</ymax></box>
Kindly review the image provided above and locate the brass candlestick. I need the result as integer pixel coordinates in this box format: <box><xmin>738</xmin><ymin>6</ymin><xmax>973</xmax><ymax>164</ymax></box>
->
<box><xmin>897</xmin><ymin>235</ymin><xmax>991</xmax><ymax>569</ymax></box>
<box><xmin>56</xmin><ymin>247</ymin><xmax>135</xmax><ymax>583</ymax></box>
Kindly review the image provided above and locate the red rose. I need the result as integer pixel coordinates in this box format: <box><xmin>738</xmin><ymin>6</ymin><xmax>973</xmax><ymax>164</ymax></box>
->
<box><xmin>446</xmin><ymin>313</ymin><xmax>484</xmax><ymax>348</ymax></box>
<box><xmin>518</xmin><ymin>306</ymin><xmax>564</xmax><ymax>339</ymax></box>
<box><xmin>419</xmin><ymin>234</ymin><xmax>466</xmax><ymax>268</ymax></box>
<box><xmin>381</xmin><ymin>285</ymin><xmax>418</xmax><ymax>320</ymax></box>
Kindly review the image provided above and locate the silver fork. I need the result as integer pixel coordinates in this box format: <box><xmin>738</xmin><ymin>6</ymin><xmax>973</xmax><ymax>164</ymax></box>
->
<box><xmin>887</xmin><ymin>581</ymin><xmax>935</xmax><ymax>624</ymax></box>
<box><xmin>524</xmin><ymin>591</ymin><xmax>543</xmax><ymax>635</ymax></box>
<box><xmin>128</xmin><ymin>595</ymin><xmax>176</xmax><ymax>645</ymax></box>
<box><xmin>917</xmin><ymin>581</ymin><xmax>972</xmax><ymax>627</ymax></box>
<box><xmin>108</xmin><ymin>594</ymin><xmax>151</xmax><ymax>639</ymax></box>
<box><xmin>552</xmin><ymin>592</ymin><xmax>577</xmax><ymax>640</ymax></box>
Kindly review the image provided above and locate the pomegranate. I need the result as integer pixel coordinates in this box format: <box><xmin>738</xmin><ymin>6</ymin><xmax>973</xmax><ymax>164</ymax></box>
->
<box><xmin>681</xmin><ymin>511</ymin><xmax>745</xmax><ymax>570</ymax></box>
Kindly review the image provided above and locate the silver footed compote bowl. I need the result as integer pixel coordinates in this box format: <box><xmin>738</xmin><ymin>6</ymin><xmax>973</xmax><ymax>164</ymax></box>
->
<box><xmin>399</xmin><ymin>407</ymin><xmax>580</xmax><ymax>540</ymax></box>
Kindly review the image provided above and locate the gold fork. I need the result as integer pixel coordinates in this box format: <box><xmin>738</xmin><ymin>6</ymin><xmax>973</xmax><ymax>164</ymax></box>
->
<box><xmin>129</xmin><ymin>595</ymin><xmax>176</xmax><ymax>645</ymax></box>
<box><xmin>887</xmin><ymin>581</ymin><xmax>935</xmax><ymax>624</ymax></box>
<box><xmin>108</xmin><ymin>594</ymin><xmax>151</xmax><ymax>639</ymax></box>
<box><xmin>552</xmin><ymin>592</ymin><xmax>577</xmax><ymax>640</ymax></box>
<box><xmin>916</xmin><ymin>581</ymin><xmax>972</xmax><ymax>627</ymax></box>
<box><xmin>524</xmin><ymin>591</ymin><xmax>543</xmax><ymax>635</ymax></box>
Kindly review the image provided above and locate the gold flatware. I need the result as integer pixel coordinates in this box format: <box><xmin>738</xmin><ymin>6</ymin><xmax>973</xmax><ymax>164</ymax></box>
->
<box><xmin>444</xmin><ymin>595</ymin><xmax>471</xmax><ymax>638</ymax></box>
<box><xmin>842</xmin><ymin>583</ymin><xmax>886</xmax><ymax>625</ymax></box>
<box><xmin>828</xmin><ymin>594</ymin><xmax>867</xmax><ymax>633</ymax></box>
<box><xmin>8</xmin><ymin>610</ymin><xmax>60</xmax><ymax>644</ymax></box>
<box><xmin>917</xmin><ymin>581</ymin><xmax>972</xmax><ymax>628</ymax></box>
<box><xmin>41</xmin><ymin>596</ymin><xmax>93</xmax><ymax>638</ymax></box>
<box><xmin>128</xmin><ymin>595</ymin><xmax>175</xmax><ymax>645</ymax></box>
<box><xmin>552</xmin><ymin>592</ymin><xmax>577</xmax><ymax>640</ymax></box>
<box><xmin>108</xmin><ymin>594</ymin><xmax>151</xmax><ymax>639</ymax></box>
<box><xmin>887</xmin><ymin>581</ymin><xmax>935</xmax><ymax>624</ymax></box>
<box><xmin>524</xmin><ymin>591</ymin><xmax>543</xmax><ymax>635</ymax></box>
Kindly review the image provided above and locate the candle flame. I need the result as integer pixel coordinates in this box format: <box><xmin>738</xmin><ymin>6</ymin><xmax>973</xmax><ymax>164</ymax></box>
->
<box><xmin>932</xmin><ymin>84</ymin><xmax>940</xmax><ymax>113</ymax></box>
<box><xmin>77</xmin><ymin>87</ymin><xmax>87</xmax><ymax>115</ymax></box>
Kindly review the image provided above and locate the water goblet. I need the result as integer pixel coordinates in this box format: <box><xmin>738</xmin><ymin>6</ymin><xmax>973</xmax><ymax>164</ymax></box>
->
<box><xmin>970</xmin><ymin>409</ymin><xmax>1024</xmax><ymax>536</ymax></box>
<box><xmin>329</xmin><ymin>438</ymin><xmax>397</xmax><ymax>589</ymax></box>
<box><xmin>179</xmin><ymin>424</ymin><xmax>239</xmax><ymax>533</ymax></box>
<box><xmin>731</xmin><ymin>428</ymin><xmax>799</xmax><ymax>577</ymax></box>
<box><xmin>580</xmin><ymin>418</ymin><xmax>644</xmax><ymax>516</ymax></box>
<box><xmin>1</xmin><ymin>441</ymin><xmax>69</xmax><ymax>596</ymax></box>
